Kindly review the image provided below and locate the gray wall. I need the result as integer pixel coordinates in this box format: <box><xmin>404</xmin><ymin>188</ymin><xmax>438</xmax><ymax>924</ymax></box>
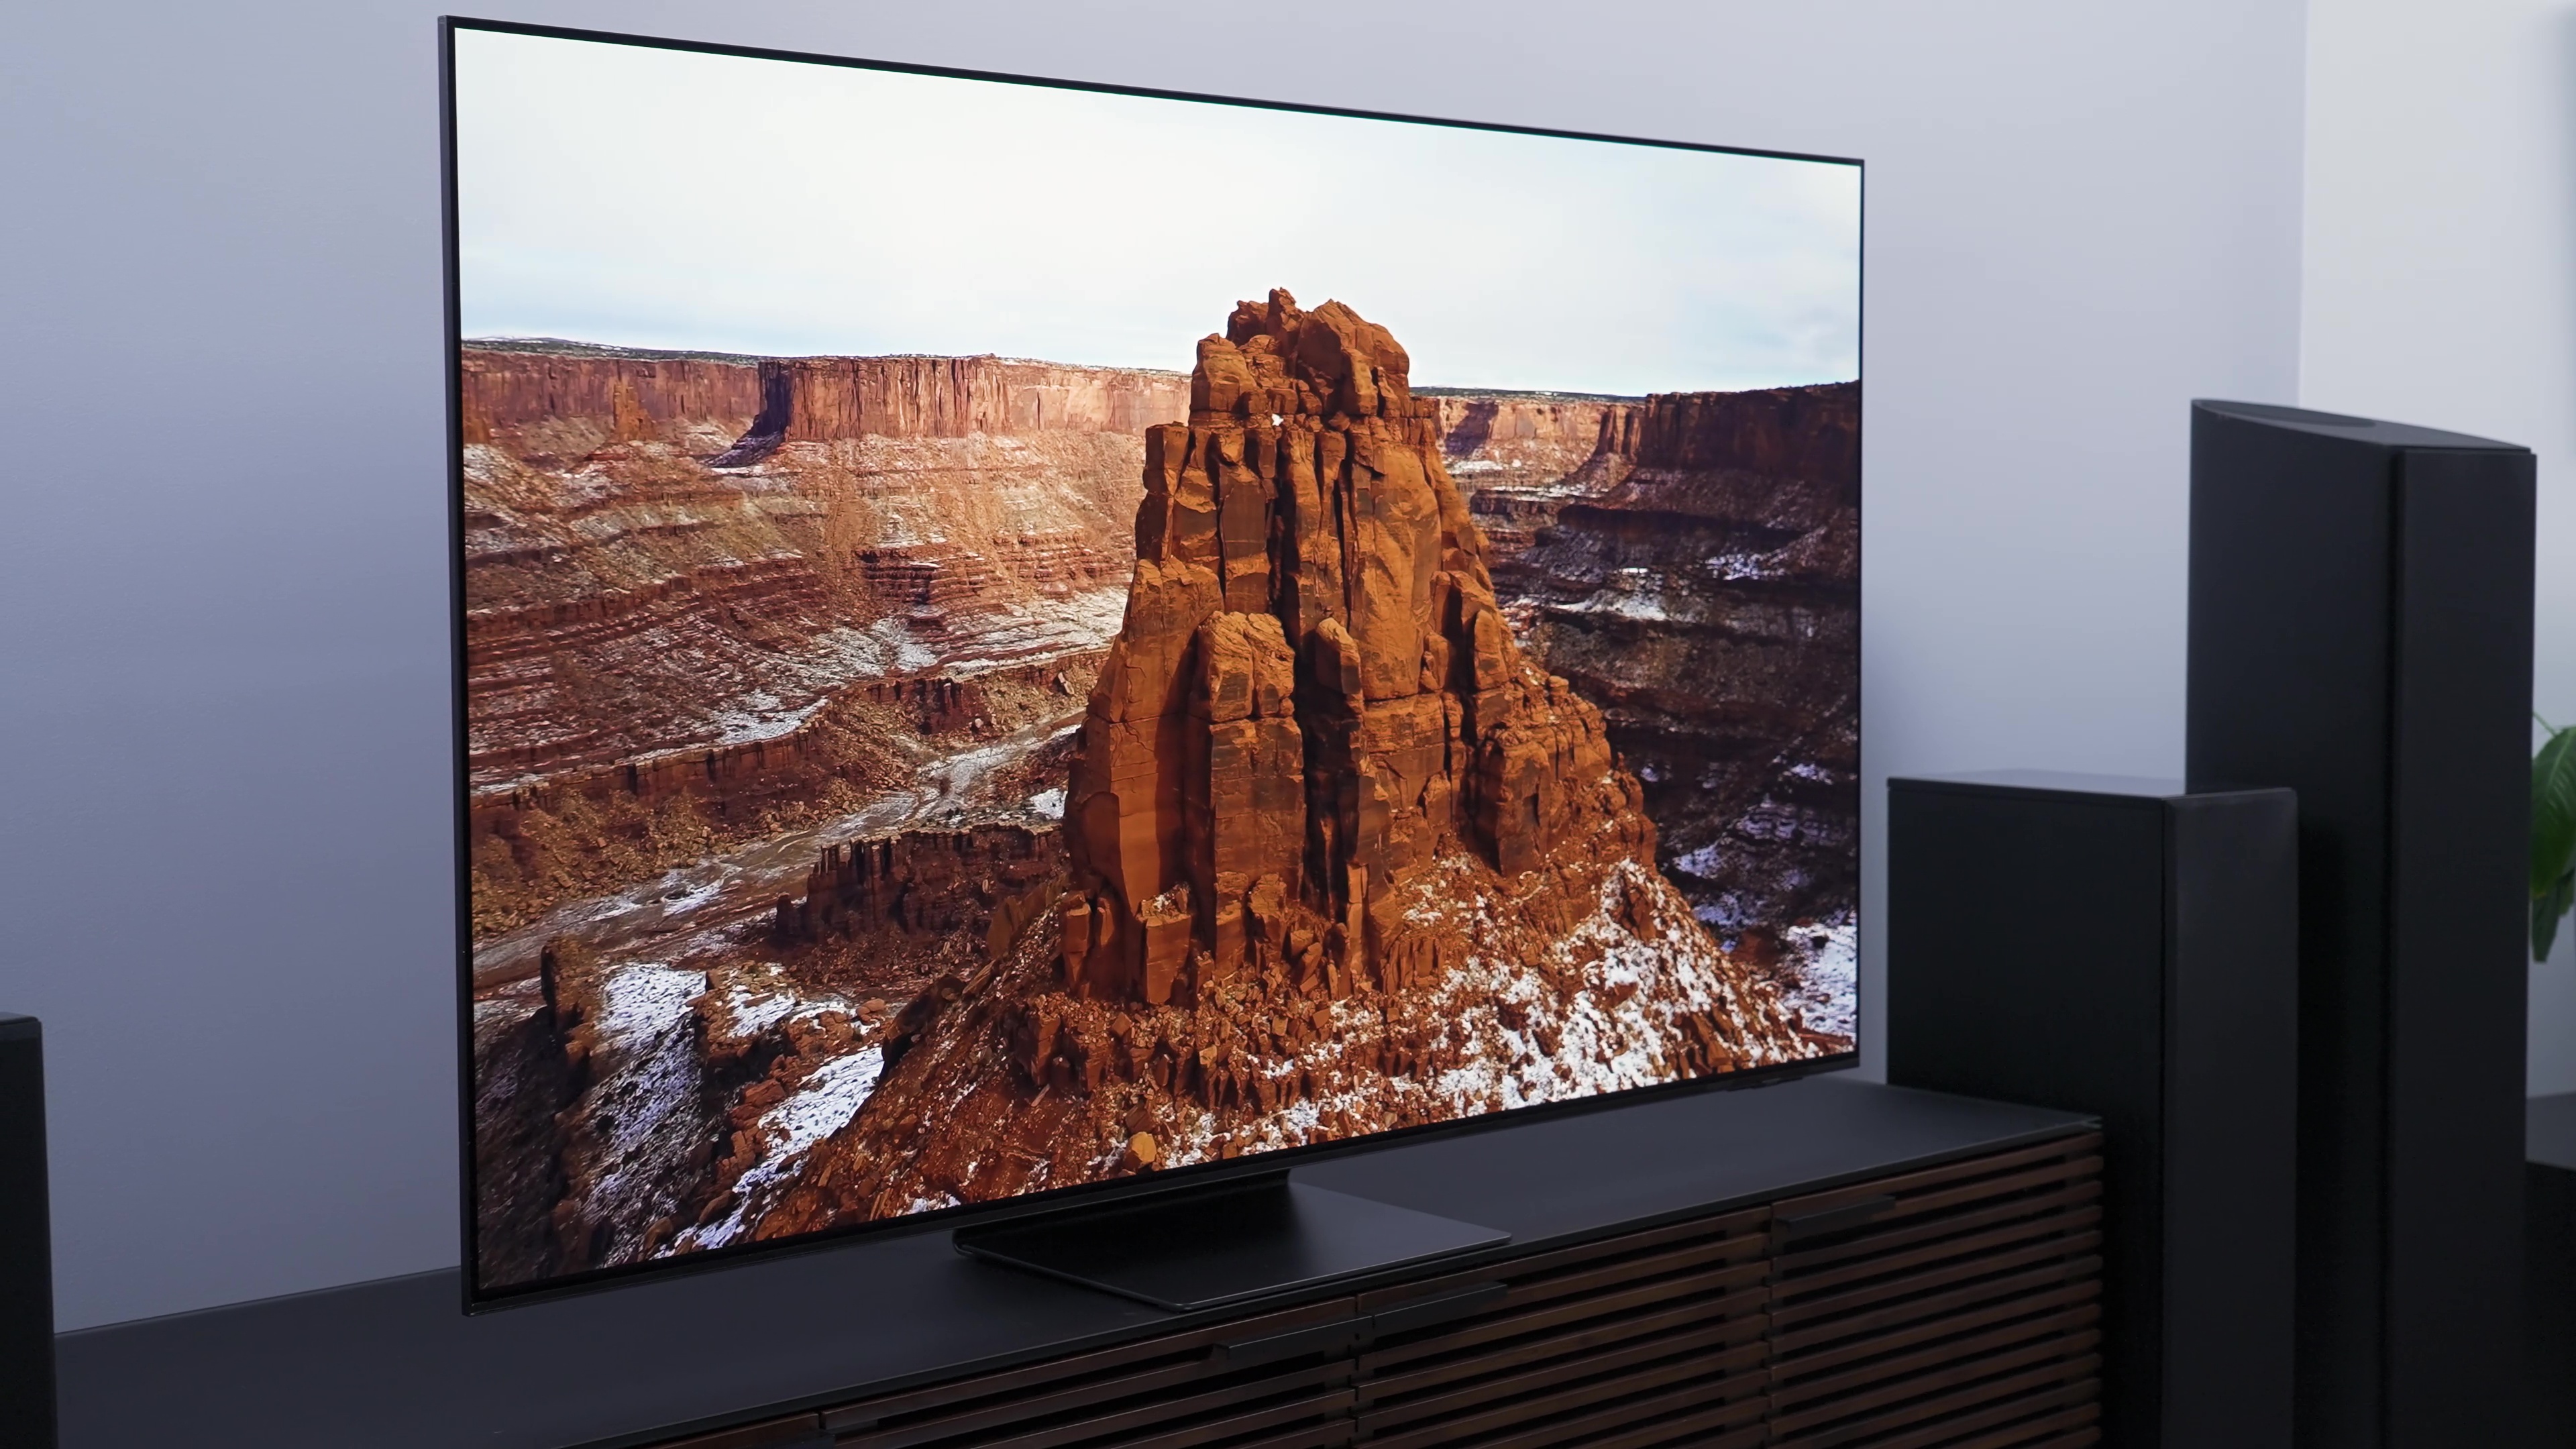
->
<box><xmin>2300</xmin><ymin>0</ymin><xmax>2576</xmax><ymax>1097</ymax></box>
<box><xmin>0</xmin><ymin>0</ymin><xmax>2307</xmax><ymax>1330</ymax></box>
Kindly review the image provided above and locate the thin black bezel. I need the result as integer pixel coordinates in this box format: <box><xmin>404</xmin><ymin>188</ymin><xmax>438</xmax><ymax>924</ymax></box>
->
<box><xmin>441</xmin><ymin>13</ymin><xmax>1865</xmax><ymax>1312</ymax></box>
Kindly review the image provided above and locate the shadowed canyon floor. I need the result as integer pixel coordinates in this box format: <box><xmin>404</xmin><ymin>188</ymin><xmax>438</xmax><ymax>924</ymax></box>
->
<box><xmin>466</xmin><ymin>313</ymin><xmax>1858</xmax><ymax>1289</ymax></box>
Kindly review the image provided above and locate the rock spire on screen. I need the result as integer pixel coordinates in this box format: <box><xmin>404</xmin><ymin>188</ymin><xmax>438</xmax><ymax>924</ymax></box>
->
<box><xmin>1063</xmin><ymin>288</ymin><xmax>1671</xmax><ymax>1006</ymax></box>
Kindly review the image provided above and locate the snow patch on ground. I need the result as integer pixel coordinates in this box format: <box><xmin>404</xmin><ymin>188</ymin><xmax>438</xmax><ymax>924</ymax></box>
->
<box><xmin>1671</xmin><ymin>841</ymin><xmax>1725</xmax><ymax>879</ymax></box>
<box><xmin>1389</xmin><ymin>858</ymin><xmax>1797</xmax><ymax>1124</ymax></box>
<box><xmin>805</xmin><ymin>627</ymin><xmax>894</xmax><ymax>680</ymax></box>
<box><xmin>1775</xmin><ymin>915</ymin><xmax>1857</xmax><ymax>1041</ymax></box>
<box><xmin>710</xmin><ymin>692</ymin><xmax>830</xmax><ymax>747</ymax></box>
<box><xmin>868</xmin><ymin>616</ymin><xmax>942</xmax><ymax>673</ymax></box>
<box><xmin>1705</xmin><ymin>544</ymin><xmax>1801</xmax><ymax>582</ymax></box>
<box><xmin>678</xmin><ymin>1046</ymin><xmax>884</xmax><ymax>1250</ymax></box>
<box><xmin>1556</xmin><ymin>568</ymin><xmax>1686</xmax><ymax>625</ymax></box>
<box><xmin>654</xmin><ymin>873</ymin><xmax>726</xmax><ymax>916</ymax></box>
<box><xmin>1028</xmin><ymin>788</ymin><xmax>1067</xmax><ymax>819</ymax></box>
<box><xmin>718</xmin><ymin>983</ymin><xmax>801</xmax><ymax>1037</ymax></box>
<box><xmin>580</xmin><ymin>964</ymin><xmax>711</xmax><ymax>1229</ymax></box>
<box><xmin>598</xmin><ymin>963</ymin><xmax>706</xmax><ymax>1040</ymax></box>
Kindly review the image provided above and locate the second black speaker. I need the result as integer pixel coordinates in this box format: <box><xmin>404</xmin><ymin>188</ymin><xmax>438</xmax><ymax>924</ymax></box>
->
<box><xmin>1888</xmin><ymin>771</ymin><xmax>2297</xmax><ymax>1448</ymax></box>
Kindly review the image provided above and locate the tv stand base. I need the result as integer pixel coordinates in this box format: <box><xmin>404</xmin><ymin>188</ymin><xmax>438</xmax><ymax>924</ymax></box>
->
<box><xmin>951</xmin><ymin>1173</ymin><xmax>1508</xmax><ymax>1311</ymax></box>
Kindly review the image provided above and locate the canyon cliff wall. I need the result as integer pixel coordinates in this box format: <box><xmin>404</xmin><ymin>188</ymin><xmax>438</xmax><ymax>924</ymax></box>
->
<box><xmin>1624</xmin><ymin>386</ymin><xmax>1858</xmax><ymax>480</ymax></box>
<box><xmin>780</xmin><ymin>356</ymin><xmax>1189</xmax><ymax>443</ymax></box>
<box><xmin>460</xmin><ymin>341</ymin><xmax>1187</xmax><ymax>445</ymax></box>
<box><xmin>460</xmin><ymin>344</ymin><xmax>762</xmax><ymax>443</ymax></box>
<box><xmin>1497</xmin><ymin>382</ymin><xmax>1861</xmax><ymax>942</ymax></box>
<box><xmin>460</xmin><ymin>345</ymin><xmax>1182</xmax><ymax>780</ymax></box>
<box><xmin>773</xmin><ymin>824</ymin><xmax>1060</xmax><ymax>950</ymax></box>
<box><xmin>1432</xmin><ymin>393</ymin><xmax>1629</xmax><ymax>498</ymax></box>
<box><xmin>460</xmin><ymin>340</ymin><xmax>1181</xmax><ymax>940</ymax></box>
<box><xmin>1434</xmin><ymin>394</ymin><xmax>1625</xmax><ymax>564</ymax></box>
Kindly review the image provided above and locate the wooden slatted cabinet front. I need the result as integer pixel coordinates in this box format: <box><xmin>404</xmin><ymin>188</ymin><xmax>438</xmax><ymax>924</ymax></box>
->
<box><xmin>651</xmin><ymin>1130</ymin><xmax>2105</xmax><ymax>1449</ymax></box>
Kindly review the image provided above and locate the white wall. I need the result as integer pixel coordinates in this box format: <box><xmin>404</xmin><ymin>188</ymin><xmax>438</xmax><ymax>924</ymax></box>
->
<box><xmin>0</xmin><ymin>0</ymin><xmax>2308</xmax><ymax>1330</ymax></box>
<box><xmin>2301</xmin><ymin>0</ymin><xmax>2576</xmax><ymax>1097</ymax></box>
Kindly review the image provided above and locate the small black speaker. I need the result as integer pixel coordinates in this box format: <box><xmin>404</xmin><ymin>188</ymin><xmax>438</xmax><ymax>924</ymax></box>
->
<box><xmin>2187</xmin><ymin>400</ymin><xmax>2533</xmax><ymax>1448</ymax></box>
<box><xmin>1</xmin><ymin>1014</ymin><xmax>54</xmax><ymax>1448</ymax></box>
<box><xmin>1887</xmin><ymin>771</ymin><xmax>2297</xmax><ymax>1448</ymax></box>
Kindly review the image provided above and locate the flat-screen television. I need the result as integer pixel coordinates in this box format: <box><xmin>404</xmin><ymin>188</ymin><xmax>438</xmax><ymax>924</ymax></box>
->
<box><xmin>448</xmin><ymin>17</ymin><xmax>1862</xmax><ymax>1305</ymax></box>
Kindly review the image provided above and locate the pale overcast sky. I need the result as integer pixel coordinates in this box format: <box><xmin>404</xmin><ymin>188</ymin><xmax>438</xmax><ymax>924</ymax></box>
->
<box><xmin>452</xmin><ymin>28</ymin><xmax>1860</xmax><ymax>396</ymax></box>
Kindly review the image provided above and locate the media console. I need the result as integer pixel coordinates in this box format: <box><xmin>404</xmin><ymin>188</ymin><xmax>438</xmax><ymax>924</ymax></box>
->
<box><xmin>56</xmin><ymin>1077</ymin><xmax>2100</xmax><ymax>1449</ymax></box>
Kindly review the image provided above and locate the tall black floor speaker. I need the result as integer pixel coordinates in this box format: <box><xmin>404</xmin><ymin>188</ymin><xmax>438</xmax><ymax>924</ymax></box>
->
<box><xmin>2187</xmin><ymin>400</ymin><xmax>2534</xmax><ymax>1448</ymax></box>
<box><xmin>1</xmin><ymin>1014</ymin><xmax>56</xmax><ymax>1448</ymax></box>
<box><xmin>1887</xmin><ymin>771</ymin><xmax>2298</xmax><ymax>1448</ymax></box>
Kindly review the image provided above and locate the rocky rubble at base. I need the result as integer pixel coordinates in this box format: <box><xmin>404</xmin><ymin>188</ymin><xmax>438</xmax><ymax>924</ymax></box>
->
<box><xmin>756</xmin><ymin>832</ymin><xmax>1803</xmax><ymax>1233</ymax></box>
<box><xmin>474</xmin><ymin>945</ymin><xmax>900</xmax><ymax>1282</ymax></box>
<box><xmin>467</xmin><ymin>702</ymin><xmax>1086</xmax><ymax>1287</ymax></box>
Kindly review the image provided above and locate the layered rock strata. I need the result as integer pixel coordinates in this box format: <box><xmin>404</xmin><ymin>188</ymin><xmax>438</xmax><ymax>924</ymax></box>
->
<box><xmin>710</xmin><ymin>354</ymin><xmax>1197</xmax><ymax>464</ymax></box>
<box><xmin>460</xmin><ymin>341</ymin><xmax>1188</xmax><ymax>448</ymax></box>
<box><xmin>1430</xmin><ymin>390</ymin><xmax>1635</xmax><ymax>563</ymax></box>
<box><xmin>468</xmin><ymin>654</ymin><xmax>1090</xmax><ymax>841</ymax></box>
<box><xmin>460</xmin><ymin>339</ymin><xmax>1179</xmax><ymax>936</ymax></box>
<box><xmin>461</xmin><ymin>341</ymin><xmax>1181</xmax><ymax>794</ymax></box>
<box><xmin>1491</xmin><ymin>383</ymin><xmax>1860</xmax><ymax>992</ymax></box>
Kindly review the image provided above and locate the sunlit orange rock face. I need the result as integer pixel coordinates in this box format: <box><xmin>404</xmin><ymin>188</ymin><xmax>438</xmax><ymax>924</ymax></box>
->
<box><xmin>1058</xmin><ymin>289</ymin><xmax>1654</xmax><ymax>1008</ymax></box>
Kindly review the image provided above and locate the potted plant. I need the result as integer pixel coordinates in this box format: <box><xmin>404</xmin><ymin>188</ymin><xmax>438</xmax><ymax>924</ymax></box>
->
<box><xmin>2537</xmin><ymin>714</ymin><xmax>2576</xmax><ymax>961</ymax></box>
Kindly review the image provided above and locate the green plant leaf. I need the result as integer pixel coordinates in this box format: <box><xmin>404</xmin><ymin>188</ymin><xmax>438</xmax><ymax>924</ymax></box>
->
<box><xmin>2536</xmin><ymin>867</ymin><xmax>2576</xmax><ymax>963</ymax></box>
<box><xmin>2534</xmin><ymin>726</ymin><xmax>2576</xmax><ymax>898</ymax></box>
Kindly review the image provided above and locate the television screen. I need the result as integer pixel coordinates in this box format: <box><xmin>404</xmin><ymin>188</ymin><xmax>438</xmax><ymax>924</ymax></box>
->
<box><xmin>450</xmin><ymin>20</ymin><xmax>1862</xmax><ymax>1302</ymax></box>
